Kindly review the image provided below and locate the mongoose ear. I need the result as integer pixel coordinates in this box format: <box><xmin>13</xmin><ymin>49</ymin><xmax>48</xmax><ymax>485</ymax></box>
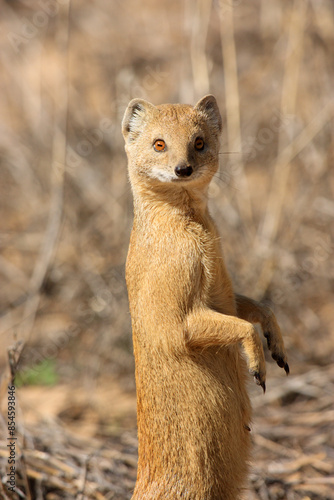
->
<box><xmin>194</xmin><ymin>95</ymin><xmax>222</xmax><ymax>133</ymax></box>
<box><xmin>122</xmin><ymin>98</ymin><xmax>156</xmax><ymax>143</ymax></box>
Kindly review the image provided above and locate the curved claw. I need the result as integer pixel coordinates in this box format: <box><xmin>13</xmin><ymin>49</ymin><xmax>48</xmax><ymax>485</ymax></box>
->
<box><xmin>272</xmin><ymin>353</ymin><xmax>290</xmax><ymax>375</ymax></box>
<box><xmin>252</xmin><ymin>371</ymin><xmax>266</xmax><ymax>393</ymax></box>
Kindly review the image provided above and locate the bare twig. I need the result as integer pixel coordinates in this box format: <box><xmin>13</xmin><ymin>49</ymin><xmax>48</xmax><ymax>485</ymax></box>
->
<box><xmin>258</xmin><ymin>98</ymin><xmax>334</xmax><ymax>249</ymax></box>
<box><xmin>259</xmin><ymin>0</ymin><xmax>307</xmax><ymax>249</ymax></box>
<box><xmin>7</xmin><ymin>342</ymin><xmax>23</xmax><ymax>385</ymax></box>
<box><xmin>190</xmin><ymin>0</ymin><xmax>212</xmax><ymax>97</ymax></box>
<box><xmin>219</xmin><ymin>2</ymin><xmax>254</xmax><ymax>233</ymax></box>
<box><xmin>19</xmin><ymin>1</ymin><xmax>71</xmax><ymax>344</ymax></box>
<box><xmin>76</xmin><ymin>455</ymin><xmax>90</xmax><ymax>500</ymax></box>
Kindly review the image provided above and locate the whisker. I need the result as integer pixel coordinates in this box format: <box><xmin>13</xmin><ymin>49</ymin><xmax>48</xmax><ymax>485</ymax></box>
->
<box><xmin>213</xmin><ymin>173</ymin><xmax>239</xmax><ymax>191</ymax></box>
<box><xmin>196</xmin><ymin>163</ymin><xmax>239</xmax><ymax>192</ymax></box>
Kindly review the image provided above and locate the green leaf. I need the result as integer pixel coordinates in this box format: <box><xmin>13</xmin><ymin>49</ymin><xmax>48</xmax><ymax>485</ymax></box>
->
<box><xmin>15</xmin><ymin>359</ymin><xmax>58</xmax><ymax>387</ymax></box>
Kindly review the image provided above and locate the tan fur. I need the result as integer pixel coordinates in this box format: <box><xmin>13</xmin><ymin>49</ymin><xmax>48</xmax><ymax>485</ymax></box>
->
<box><xmin>122</xmin><ymin>95</ymin><xmax>289</xmax><ymax>500</ymax></box>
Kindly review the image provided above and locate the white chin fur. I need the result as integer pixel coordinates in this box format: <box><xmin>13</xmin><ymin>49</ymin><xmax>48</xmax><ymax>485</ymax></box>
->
<box><xmin>149</xmin><ymin>168</ymin><xmax>177</xmax><ymax>182</ymax></box>
<box><xmin>148</xmin><ymin>167</ymin><xmax>207</xmax><ymax>184</ymax></box>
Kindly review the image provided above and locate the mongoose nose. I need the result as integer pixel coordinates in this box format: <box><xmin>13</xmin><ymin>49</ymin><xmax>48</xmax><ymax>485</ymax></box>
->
<box><xmin>175</xmin><ymin>164</ymin><xmax>193</xmax><ymax>178</ymax></box>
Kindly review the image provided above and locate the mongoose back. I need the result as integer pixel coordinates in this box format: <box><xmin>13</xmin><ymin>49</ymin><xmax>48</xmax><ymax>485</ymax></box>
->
<box><xmin>122</xmin><ymin>95</ymin><xmax>289</xmax><ymax>500</ymax></box>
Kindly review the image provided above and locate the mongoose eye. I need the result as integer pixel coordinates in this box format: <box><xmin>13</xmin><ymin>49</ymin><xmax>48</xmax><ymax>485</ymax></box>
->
<box><xmin>154</xmin><ymin>139</ymin><xmax>166</xmax><ymax>152</ymax></box>
<box><xmin>194</xmin><ymin>137</ymin><xmax>205</xmax><ymax>151</ymax></box>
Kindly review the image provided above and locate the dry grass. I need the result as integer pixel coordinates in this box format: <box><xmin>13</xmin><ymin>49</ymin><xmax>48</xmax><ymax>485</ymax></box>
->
<box><xmin>0</xmin><ymin>0</ymin><xmax>333</xmax><ymax>498</ymax></box>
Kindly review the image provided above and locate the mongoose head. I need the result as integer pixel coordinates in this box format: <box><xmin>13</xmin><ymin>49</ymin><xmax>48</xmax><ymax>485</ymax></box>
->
<box><xmin>122</xmin><ymin>95</ymin><xmax>222</xmax><ymax>192</ymax></box>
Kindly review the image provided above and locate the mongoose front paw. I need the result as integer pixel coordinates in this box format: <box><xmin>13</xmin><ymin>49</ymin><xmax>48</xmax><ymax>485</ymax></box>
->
<box><xmin>242</xmin><ymin>325</ymin><xmax>266</xmax><ymax>392</ymax></box>
<box><xmin>262</xmin><ymin>308</ymin><xmax>289</xmax><ymax>376</ymax></box>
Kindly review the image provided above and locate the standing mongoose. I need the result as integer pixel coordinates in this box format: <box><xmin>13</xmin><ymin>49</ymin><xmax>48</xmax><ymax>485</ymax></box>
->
<box><xmin>122</xmin><ymin>95</ymin><xmax>289</xmax><ymax>500</ymax></box>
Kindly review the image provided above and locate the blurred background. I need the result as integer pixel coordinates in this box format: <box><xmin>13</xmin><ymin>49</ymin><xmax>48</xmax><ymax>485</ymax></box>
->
<box><xmin>0</xmin><ymin>0</ymin><xmax>333</xmax><ymax>498</ymax></box>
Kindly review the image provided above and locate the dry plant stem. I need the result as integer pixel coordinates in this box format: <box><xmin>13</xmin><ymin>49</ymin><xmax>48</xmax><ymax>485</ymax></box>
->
<box><xmin>0</xmin><ymin>482</ymin><xmax>11</xmax><ymax>500</ymax></box>
<box><xmin>19</xmin><ymin>451</ymin><xmax>33</xmax><ymax>500</ymax></box>
<box><xmin>253</xmin><ymin>103</ymin><xmax>334</xmax><ymax>297</ymax></box>
<box><xmin>76</xmin><ymin>455</ymin><xmax>90</xmax><ymax>500</ymax></box>
<box><xmin>190</xmin><ymin>0</ymin><xmax>212</xmax><ymax>96</ymax></box>
<box><xmin>7</xmin><ymin>343</ymin><xmax>23</xmax><ymax>384</ymax></box>
<box><xmin>19</xmin><ymin>2</ymin><xmax>71</xmax><ymax>344</ymax></box>
<box><xmin>219</xmin><ymin>2</ymin><xmax>253</xmax><ymax>233</ymax></box>
<box><xmin>259</xmin><ymin>0</ymin><xmax>307</xmax><ymax>249</ymax></box>
<box><xmin>259</xmin><ymin>99</ymin><xmax>334</xmax><ymax>247</ymax></box>
<box><xmin>254</xmin><ymin>433</ymin><xmax>299</xmax><ymax>459</ymax></box>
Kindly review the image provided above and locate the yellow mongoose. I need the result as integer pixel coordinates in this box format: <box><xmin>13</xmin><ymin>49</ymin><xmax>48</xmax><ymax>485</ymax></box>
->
<box><xmin>122</xmin><ymin>95</ymin><xmax>289</xmax><ymax>500</ymax></box>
